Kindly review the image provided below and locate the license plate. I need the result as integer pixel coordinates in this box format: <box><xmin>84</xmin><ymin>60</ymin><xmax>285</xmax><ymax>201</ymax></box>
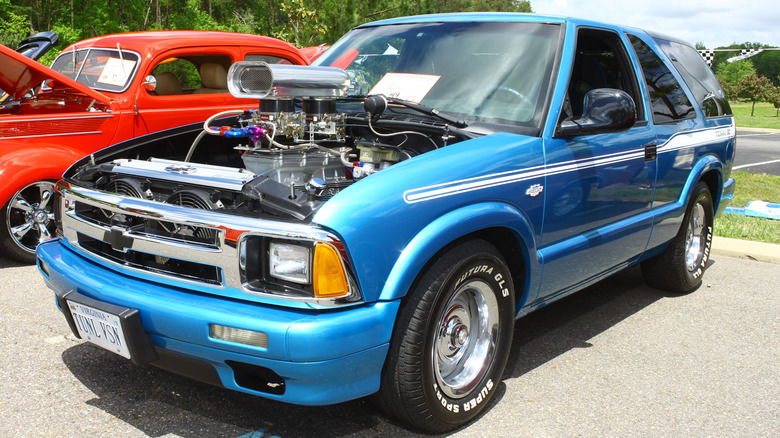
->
<box><xmin>67</xmin><ymin>300</ymin><xmax>131</xmax><ymax>359</ymax></box>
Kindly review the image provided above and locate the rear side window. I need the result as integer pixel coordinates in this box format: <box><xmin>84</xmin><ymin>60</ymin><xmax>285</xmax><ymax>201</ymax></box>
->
<box><xmin>245</xmin><ymin>54</ymin><xmax>294</xmax><ymax>65</ymax></box>
<box><xmin>654</xmin><ymin>39</ymin><xmax>732</xmax><ymax>117</ymax></box>
<box><xmin>627</xmin><ymin>34</ymin><xmax>695</xmax><ymax>124</ymax></box>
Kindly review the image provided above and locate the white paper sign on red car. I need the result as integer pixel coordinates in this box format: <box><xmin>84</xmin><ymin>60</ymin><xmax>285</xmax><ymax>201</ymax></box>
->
<box><xmin>97</xmin><ymin>57</ymin><xmax>137</xmax><ymax>86</ymax></box>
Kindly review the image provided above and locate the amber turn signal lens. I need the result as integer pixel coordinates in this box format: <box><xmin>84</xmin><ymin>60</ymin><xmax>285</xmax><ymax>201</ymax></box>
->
<box><xmin>312</xmin><ymin>243</ymin><xmax>349</xmax><ymax>298</ymax></box>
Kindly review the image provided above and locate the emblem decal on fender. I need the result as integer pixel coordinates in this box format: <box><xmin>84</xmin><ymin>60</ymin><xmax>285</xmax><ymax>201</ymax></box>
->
<box><xmin>525</xmin><ymin>184</ymin><xmax>543</xmax><ymax>197</ymax></box>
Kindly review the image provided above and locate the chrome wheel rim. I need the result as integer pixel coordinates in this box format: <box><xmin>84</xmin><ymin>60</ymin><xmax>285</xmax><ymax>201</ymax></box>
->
<box><xmin>685</xmin><ymin>202</ymin><xmax>706</xmax><ymax>272</ymax></box>
<box><xmin>5</xmin><ymin>181</ymin><xmax>56</xmax><ymax>254</ymax></box>
<box><xmin>433</xmin><ymin>279</ymin><xmax>500</xmax><ymax>399</ymax></box>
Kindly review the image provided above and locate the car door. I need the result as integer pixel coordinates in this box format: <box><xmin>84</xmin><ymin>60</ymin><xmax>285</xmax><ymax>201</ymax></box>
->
<box><xmin>537</xmin><ymin>27</ymin><xmax>657</xmax><ymax>301</ymax></box>
<box><xmin>625</xmin><ymin>33</ymin><xmax>735</xmax><ymax>252</ymax></box>
<box><xmin>133</xmin><ymin>49</ymin><xmax>249</xmax><ymax>135</ymax></box>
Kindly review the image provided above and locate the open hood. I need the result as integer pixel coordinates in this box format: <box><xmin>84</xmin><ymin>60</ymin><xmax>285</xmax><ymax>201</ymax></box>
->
<box><xmin>0</xmin><ymin>43</ymin><xmax>112</xmax><ymax>105</ymax></box>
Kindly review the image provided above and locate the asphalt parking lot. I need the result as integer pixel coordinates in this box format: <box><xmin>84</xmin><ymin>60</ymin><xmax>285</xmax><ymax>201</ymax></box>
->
<box><xmin>1</xmin><ymin>249</ymin><xmax>778</xmax><ymax>437</ymax></box>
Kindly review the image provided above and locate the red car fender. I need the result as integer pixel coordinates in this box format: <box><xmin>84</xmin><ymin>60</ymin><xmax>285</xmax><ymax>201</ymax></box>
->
<box><xmin>0</xmin><ymin>145</ymin><xmax>86</xmax><ymax>206</ymax></box>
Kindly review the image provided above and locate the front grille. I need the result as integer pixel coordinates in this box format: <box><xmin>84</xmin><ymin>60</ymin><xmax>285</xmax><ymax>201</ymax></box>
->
<box><xmin>57</xmin><ymin>182</ymin><xmax>336</xmax><ymax>296</ymax></box>
<box><xmin>74</xmin><ymin>201</ymin><xmax>218</xmax><ymax>247</ymax></box>
<box><xmin>78</xmin><ymin>233</ymin><xmax>222</xmax><ymax>285</ymax></box>
<box><xmin>62</xmin><ymin>189</ymin><xmax>230</xmax><ymax>288</ymax></box>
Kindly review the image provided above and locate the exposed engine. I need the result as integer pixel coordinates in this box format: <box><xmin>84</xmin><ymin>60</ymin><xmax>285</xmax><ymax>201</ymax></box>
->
<box><xmin>71</xmin><ymin>62</ymin><xmax>467</xmax><ymax>222</ymax></box>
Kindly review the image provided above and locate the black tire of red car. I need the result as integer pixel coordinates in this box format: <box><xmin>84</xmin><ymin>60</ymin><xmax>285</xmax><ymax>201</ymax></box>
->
<box><xmin>378</xmin><ymin>239</ymin><xmax>515</xmax><ymax>433</ymax></box>
<box><xmin>641</xmin><ymin>181</ymin><xmax>714</xmax><ymax>293</ymax></box>
<box><xmin>1</xmin><ymin>180</ymin><xmax>57</xmax><ymax>264</ymax></box>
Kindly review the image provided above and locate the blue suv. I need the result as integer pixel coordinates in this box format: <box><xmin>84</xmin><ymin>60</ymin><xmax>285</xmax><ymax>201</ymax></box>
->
<box><xmin>37</xmin><ymin>13</ymin><xmax>735</xmax><ymax>432</ymax></box>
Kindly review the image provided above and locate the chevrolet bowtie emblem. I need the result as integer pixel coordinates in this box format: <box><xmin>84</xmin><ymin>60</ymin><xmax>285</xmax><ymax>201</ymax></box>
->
<box><xmin>525</xmin><ymin>184</ymin><xmax>543</xmax><ymax>197</ymax></box>
<box><xmin>165</xmin><ymin>164</ymin><xmax>197</xmax><ymax>174</ymax></box>
<box><xmin>104</xmin><ymin>226</ymin><xmax>134</xmax><ymax>252</ymax></box>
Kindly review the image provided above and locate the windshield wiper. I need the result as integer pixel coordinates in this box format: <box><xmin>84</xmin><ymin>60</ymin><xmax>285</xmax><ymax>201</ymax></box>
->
<box><xmin>361</xmin><ymin>95</ymin><xmax>468</xmax><ymax>128</ymax></box>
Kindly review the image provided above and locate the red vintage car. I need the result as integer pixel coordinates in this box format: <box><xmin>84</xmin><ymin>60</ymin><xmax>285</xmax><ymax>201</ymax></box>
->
<box><xmin>1</xmin><ymin>31</ymin><xmax>309</xmax><ymax>263</ymax></box>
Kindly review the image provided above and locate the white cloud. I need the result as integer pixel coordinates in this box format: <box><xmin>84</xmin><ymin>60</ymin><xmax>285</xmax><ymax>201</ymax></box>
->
<box><xmin>531</xmin><ymin>0</ymin><xmax>780</xmax><ymax>48</ymax></box>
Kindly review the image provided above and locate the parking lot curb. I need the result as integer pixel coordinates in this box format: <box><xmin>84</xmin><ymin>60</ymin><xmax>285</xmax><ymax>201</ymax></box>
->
<box><xmin>712</xmin><ymin>236</ymin><xmax>780</xmax><ymax>264</ymax></box>
<box><xmin>736</xmin><ymin>127</ymin><xmax>780</xmax><ymax>134</ymax></box>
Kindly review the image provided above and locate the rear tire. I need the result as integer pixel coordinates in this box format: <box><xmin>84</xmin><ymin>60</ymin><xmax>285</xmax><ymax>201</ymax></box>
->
<box><xmin>378</xmin><ymin>239</ymin><xmax>515</xmax><ymax>433</ymax></box>
<box><xmin>642</xmin><ymin>181</ymin><xmax>714</xmax><ymax>293</ymax></box>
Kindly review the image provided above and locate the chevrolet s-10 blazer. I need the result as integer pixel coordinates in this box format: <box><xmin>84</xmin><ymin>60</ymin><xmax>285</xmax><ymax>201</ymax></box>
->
<box><xmin>37</xmin><ymin>13</ymin><xmax>735</xmax><ymax>432</ymax></box>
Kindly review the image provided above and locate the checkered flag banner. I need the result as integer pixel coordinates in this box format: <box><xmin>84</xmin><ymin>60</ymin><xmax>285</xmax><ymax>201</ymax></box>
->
<box><xmin>697</xmin><ymin>48</ymin><xmax>769</xmax><ymax>66</ymax></box>
<box><xmin>698</xmin><ymin>49</ymin><xmax>716</xmax><ymax>66</ymax></box>
<box><xmin>727</xmin><ymin>48</ymin><xmax>764</xmax><ymax>63</ymax></box>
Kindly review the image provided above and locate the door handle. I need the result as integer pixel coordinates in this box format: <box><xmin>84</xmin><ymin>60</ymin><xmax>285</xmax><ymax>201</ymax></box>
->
<box><xmin>644</xmin><ymin>141</ymin><xmax>658</xmax><ymax>161</ymax></box>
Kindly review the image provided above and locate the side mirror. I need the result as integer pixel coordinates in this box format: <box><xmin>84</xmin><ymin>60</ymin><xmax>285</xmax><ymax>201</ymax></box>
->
<box><xmin>143</xmin><ymin>75</ymin><xmax>157</xmax><ymax>92</ymax></box>
<box><xmin>557</xmin><ymin>88</ymin><xmax>636</xmax><ymax>137</ymax></box>
<box><xmin>135</xmin><ymin>75</ymin><xmax>157</xmax><ymax>115</ymax></box>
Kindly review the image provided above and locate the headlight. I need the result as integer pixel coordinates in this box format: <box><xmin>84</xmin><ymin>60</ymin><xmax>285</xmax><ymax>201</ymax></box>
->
<box><xmin>268</xmin><ymin>242</ymin><xmax>310</xmax><ymax>284</ymax></box>
<box><xmin>239</xmin><ymin>235</ymin><xmax>360</xmax><ymax>304</ymax></box>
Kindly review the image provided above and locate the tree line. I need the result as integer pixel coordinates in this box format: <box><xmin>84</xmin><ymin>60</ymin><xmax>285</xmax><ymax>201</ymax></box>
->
<box><xmin>1</xmin><ymin>0</ymin><xmax>531</xmax><ymax>64</ymax></box>
<box><xmin>2</xmin><ymin>0</ymin><xmax>777</xmax><ymax>113</ymax></box>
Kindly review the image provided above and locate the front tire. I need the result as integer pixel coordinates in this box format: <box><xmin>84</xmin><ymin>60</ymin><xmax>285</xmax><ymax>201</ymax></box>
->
<box><xmin>1</xmin><ymin>181</ymin><xmax>57</xmax><ymax>264</ymax></box>
<box><xmin>642</xmin><ymin>181</ymin><xmax>714</xmax><ymax>293</ymax></box>
<box><xmin>379</xmin><ymin>239</ymin><xmax>515</xmax><ymax>433</ymax></box>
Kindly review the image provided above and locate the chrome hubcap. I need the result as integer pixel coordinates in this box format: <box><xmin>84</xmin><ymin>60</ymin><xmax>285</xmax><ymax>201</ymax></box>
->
<box><xmin>434</xmin><ymin>279</ymin><xmax>499</xmax><ymax>399</ymax></box>
<box><xmin>685</xmin><ymin>202</ymin><xmax>706</xmax><ymax>272</ymax></box>
<box><xmin>6</xmin><ymin>181</ymin><xmax>56</xmax><ymax>254</ymax></box>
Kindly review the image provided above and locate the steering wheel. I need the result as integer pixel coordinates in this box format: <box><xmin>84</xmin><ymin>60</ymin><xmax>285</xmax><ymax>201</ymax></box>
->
<box><xmin>491</xmin><ymin>85</ymin><xmax>533</xmax><ymax>107</ymax></box>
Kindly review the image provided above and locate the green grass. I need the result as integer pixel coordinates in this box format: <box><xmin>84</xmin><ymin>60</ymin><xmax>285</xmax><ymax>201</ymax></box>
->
<box><xmin>714</xmin><ymin>170</ymin><xmax>780</xmax><ymax>244</ymax></box>
<box><xmin>731</xmin><ymin>102</ymin><xmax>780</xmax><ymax>129</ymax></box>
<box><xmin>718</xmin><ymin>102</ymin><xmax>780</xmax><ymax>244</ymax></box>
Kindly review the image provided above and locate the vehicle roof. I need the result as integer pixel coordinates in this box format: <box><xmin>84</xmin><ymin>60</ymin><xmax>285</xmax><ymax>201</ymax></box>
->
<box><xmin>62</xmin><ymin>30</ymin><xmax>302</xmax><ymax>56</ymax></box>
<box><xmin>356</xmin><ymin>12</ymin><xmax>692</xmax><ymax>46</ymax></box>
<box><xmin>358</xmin><ymin>12</ymin><xmax>566</xmax><ymax>27</ymax></box>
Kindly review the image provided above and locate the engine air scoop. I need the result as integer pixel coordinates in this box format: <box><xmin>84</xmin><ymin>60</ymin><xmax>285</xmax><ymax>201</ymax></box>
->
<box><xmin>227</xmin><ymin>61</ymin><xmax>351</xmax><ymax>100</ymax></box>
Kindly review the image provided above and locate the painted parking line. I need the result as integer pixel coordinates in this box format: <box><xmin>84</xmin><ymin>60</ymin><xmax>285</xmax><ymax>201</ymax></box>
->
<box><xmin>733</xmin><ymin>159</ymin><xmax>780</xmax><ymax>170</ymax></box>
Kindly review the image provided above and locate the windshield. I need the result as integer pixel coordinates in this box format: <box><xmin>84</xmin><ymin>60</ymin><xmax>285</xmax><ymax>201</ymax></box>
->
<box><xmin>50</xmin><ymin>48</ymin><xmax>140</xmax><ymax>93</ymax></box>
<box><xmin>313</xmin><ymin>21</ymin><xmax>560</xmax><ymax>128</ymax></box>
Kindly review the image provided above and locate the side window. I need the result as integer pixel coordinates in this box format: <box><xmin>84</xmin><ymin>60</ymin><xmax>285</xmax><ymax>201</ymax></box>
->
<box><xmin>654</xmin><ymin>39</ymin><xmax>732</xmax><ymax>117</ymax></box>
<box><xmin>627</xmin><ymin>34</ymin><xmax>696</xmax><ymax>124</ymax></box>
<box><xmin>150</xmin><ymin>55</ymin><xmax>233</xmax><ymax>95</ymax></box>
<box><xmin>151</xmin><ymin>58</ymin><xmax>199</xmax><ymax>95</ymax></box>
<box><xmin>245</xmin><ymin>54</ymin><xmax>293</xmax><ymax>65</ymax></box>
<box><xmin>564</xmin><ymin>28</ymin><xmax>644</xmax><ymax>121</ymax></box>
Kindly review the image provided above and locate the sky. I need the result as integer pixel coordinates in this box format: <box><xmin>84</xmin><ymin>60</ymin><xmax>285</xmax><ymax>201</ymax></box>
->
<box><xmin>531</xmin><ymin>0</ymin><xmax>780</xmax><ymax>48</ymax></box>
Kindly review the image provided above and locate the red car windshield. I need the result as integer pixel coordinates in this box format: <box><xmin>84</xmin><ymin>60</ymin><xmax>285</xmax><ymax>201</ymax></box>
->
<box><xmin>51</xmin><ymin>48</ymin><xmax>140</xmax><ymax>93</ymax></box>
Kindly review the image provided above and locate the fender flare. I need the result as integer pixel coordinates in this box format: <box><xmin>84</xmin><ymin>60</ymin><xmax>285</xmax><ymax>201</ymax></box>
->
<box><xmin>679</xmin><ymin>154</ymin><xmax>724</xmax><ymax>213</ymax></box>
<box><xmin>378</xmin><ymin>201</ymin><xmax>541</xmax><ymax>314</ymax></box>
<box><xmin>0</xmin><ymin>146</ymin><xmax>84</xmax><ymax>206</ymax></box>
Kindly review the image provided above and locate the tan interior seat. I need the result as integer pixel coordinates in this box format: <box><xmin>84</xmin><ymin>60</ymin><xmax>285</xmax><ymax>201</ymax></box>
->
<box><xmin>193</xmin><ymin>62</ymin><xmax>228</xmax><ymax>94</ymax></box>
<box><xmin>154</xmin><ymin>71</ymin><xmax>181</xmax><ymax>96</ymax></box>
<box><xmin>154</xmin><ymin>72</ymin><xmax>182</xmax><ymax>95</ymax></box>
